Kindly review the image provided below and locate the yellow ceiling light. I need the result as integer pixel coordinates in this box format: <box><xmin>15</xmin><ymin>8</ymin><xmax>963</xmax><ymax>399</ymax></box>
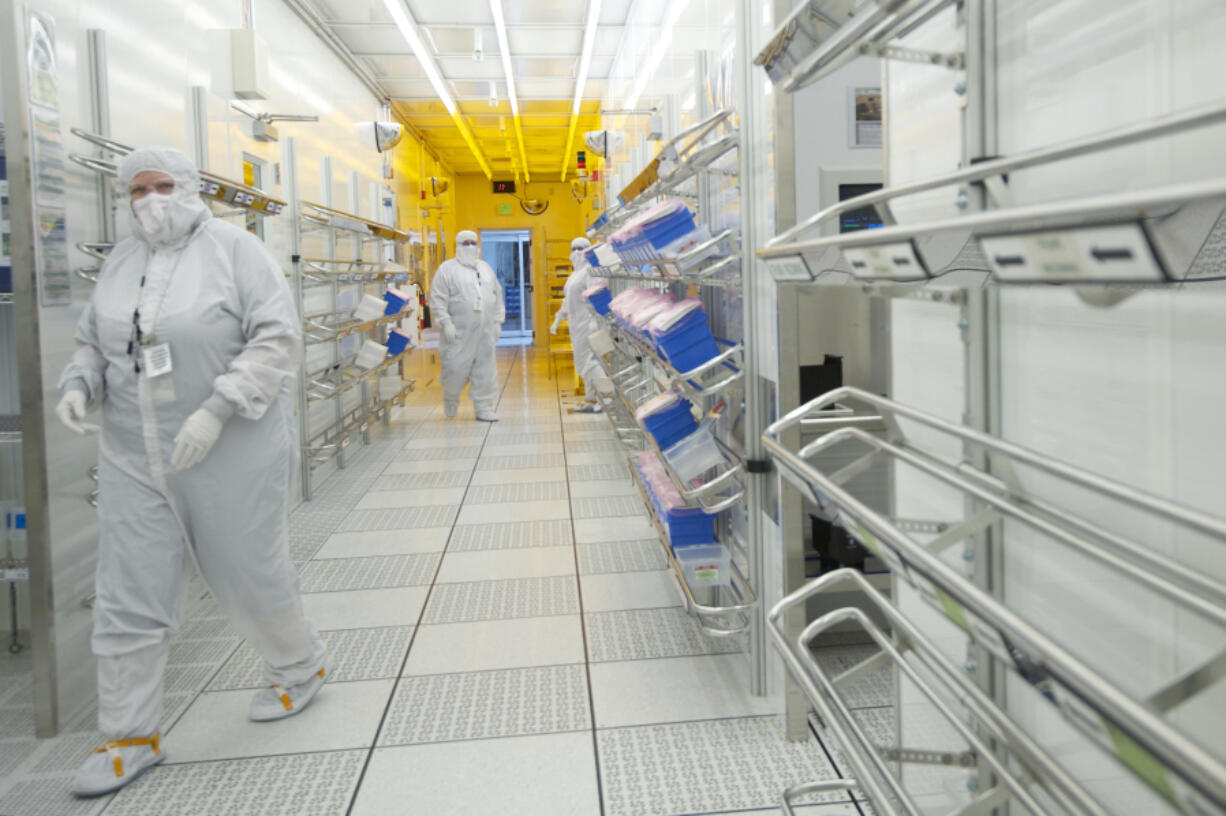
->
<box><xmin>561</xmin><ymin>0</ymin><xmax>602</xmax><ymax>181</ymax></box>
<box><xmin>489</xmin><ymin>0</ymin><xmax>531</xmax><ymax>182</ymax></box>
<box><xmin>383</xmin><ymin>0</ymin><xmax>492</xmax><ymax>177</ymax></box>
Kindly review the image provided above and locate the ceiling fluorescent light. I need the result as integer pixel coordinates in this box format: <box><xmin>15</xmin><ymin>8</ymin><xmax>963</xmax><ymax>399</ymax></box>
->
<box><xmin>381</xmin><ymin>0</ymin><xmax>455</xmax><ymax>114</ymax></box>
<box><xmin>490</xmin><ymin>0</ymin><xmax>531</xmax><ymax>181</ymax></box>
<box><xmin>560</xmin><ymin>0</ymin><xmax>602</xmax><ymax>180</ymax></box>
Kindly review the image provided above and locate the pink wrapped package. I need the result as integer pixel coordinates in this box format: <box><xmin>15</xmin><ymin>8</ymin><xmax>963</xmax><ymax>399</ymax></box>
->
<box><xmin>634</xmin><ymin>387</ymin><xmax>683</xmax><ymax>423</ymax></box>
<box><xmin>648</xmin><ymin>298</ymin><xmax>704</xmax><ymax>335</ymax></box>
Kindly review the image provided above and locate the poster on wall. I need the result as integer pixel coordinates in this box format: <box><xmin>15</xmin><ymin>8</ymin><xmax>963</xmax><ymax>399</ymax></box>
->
<box><xmin>849</xmin><ymin>87</ymin><xmax>882</xmax><ymax>149</ymax></box>
<box><xmin>25</xmin><ymin>10</ymin><xmax>71</xmax><ymax>306</ymax></box>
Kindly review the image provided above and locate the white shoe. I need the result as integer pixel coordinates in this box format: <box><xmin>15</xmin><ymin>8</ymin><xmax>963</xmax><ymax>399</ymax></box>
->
<box><xmin>71</xmin><ymin>736</ymin><xmax>165</xmax><ymax>798</ymax></box>
<box><xmin>475</xmin><ymin>408</ymin><xmax>499</xmax><ymax>422</ymax></box>
<box><xmin>249</xmin><ymin>662</ymin><xmax>330</xmax><ymax>722</ymax></box>
<box><xmin>444</xmin><ymin>400</ymin><xmax>458</xmax><ymax>419</ymax></box>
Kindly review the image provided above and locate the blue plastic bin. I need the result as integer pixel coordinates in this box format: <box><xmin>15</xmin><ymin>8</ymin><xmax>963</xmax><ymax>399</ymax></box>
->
<box><xmin>386</xmin><ymin>328</ymin><xmax>412</xmax><ymax>356</ymax></box>
<box><xmin>642</xmin><ymin>210</ymin><xmax>698</xmax><ymax>252</ymax></box>
<box><xmin>641</xmin><ymin>400</ymin><xmax>697</xmax><ymax>450</ymax></box>
<box><xmin>664</xmin><ymin>507</ymin><xmax>716</xmax><ymax>547</ymax></box>
<box><xmin>383</xmin><ymin>289</ymin><xmax>410</xmax><ymax>315</ymax></box>
<box><xmin>584</xmin><ymin>287</ymin><xmax>613</xmax><ymax>316</ymax></box>
<box><xmin>655</xmin><ymin>310</ymin><xmax>720</xmax><ymax>373</ymax></box>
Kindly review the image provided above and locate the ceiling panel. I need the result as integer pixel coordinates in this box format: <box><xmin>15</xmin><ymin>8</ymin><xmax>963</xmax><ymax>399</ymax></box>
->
<box><xmin>314</xmin><ymin>0</ymin><xmax>387</xmax><ymax>24</ymax></box>
<box><xmin>361</xmin><ymin>55</ymin><xmax>426</xmax><ymax>78</ymax></box>
<box><xmin>592</xmin><ymin>27</ymin><xmax>624</xmax><ymax>55</ymax></box>
<box><xmin>507</xmin><ymin>28</ymin><xmax>582</xmax><ymax>55</ymax></box>
<box><xmin>406</xmin><ymin>0</ymin><xmax>490</xmax><ymax>26</ymax></box>
<box><xmin>585</xmin><ymin>56</ymin><xmax>614</xmax><ymax>79</ymax></box>
<box><xmin>436</xmin><ymin>56</ymin><xmax>506</xmax><ymax>80</ymax></box>
<box><xmin>512</xmin><ymin>56</ymin><xmax>577</xmax><ymax>79</ymax></box>
<box><xmin>422</xmin><ymin>25</ymin><xmax>499</xmax><ymax>56</ymax></box>
<box><xmin>335</xmin><ymin>26</ymin><xmax>412</xmax><ymax>54</ymax></box>
<box><xmin>500</xmin><ymin>0</ymin><xmax>585</xmax><ymax>25</ymax></box>
<box><xmin>515</xmin><ymin>78</ymin><xmax>580</xmax><ymax>98</ymax></box>
<box><xmin>382</xmin><ymin>78</ymin><xmax>447</xmax><ymax>98</ymax></box>
<box><xmin>598</xmin><ymin>0</ymin><xmax>634</xmax><ymax>25</ymax></box>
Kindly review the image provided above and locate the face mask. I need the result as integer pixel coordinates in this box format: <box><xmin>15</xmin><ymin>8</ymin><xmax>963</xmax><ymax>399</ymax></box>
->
<box><xmin>570</xmin><ymin>250</ymin><xmax>587</xmax><ymax>269</ymax></box>
<box><xmin>457</xmin><ymin>245</ymin><xmax>479</xmax><ymax>267</ymax></box>
<box><xmin>133</xmin><ymin>193</ymin><xmax>174</xmax><ymax>236</ymax></box>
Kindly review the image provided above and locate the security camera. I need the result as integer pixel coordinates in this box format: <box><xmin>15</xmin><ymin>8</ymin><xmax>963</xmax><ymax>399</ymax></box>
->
<box><xmin>355</xmin><ymin>121</ymin><xmax>404</xmax><ymax>152</ymax></box>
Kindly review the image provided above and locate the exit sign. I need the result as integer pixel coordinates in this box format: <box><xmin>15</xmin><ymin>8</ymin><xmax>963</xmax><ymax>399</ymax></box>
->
<box><xmin>497</xmin><ymin>203</ymin><xmax>513</xmax><ymax>215</ymax></box>
<box><xmin>492</xmin><ymin>180</ymin><xmax>516</xmax><ymax>194</ymax></box>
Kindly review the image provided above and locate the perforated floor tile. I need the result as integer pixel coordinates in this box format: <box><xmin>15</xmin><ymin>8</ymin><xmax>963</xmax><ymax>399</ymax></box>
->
<box><xmin>299</xmin><ymin>553</ymin><xmax>441</xmax><ymax>592</ymax></box>
<box><xmin>0</xmin><ymin>736</ymin><xmax>35</xmax><ymax>776</ymax></box>
<box><xmin>449</xmin><ymin>519</ymin><xmax>574</xmax><ymax>551</ymax></box>
<box><xmin>395</xmin><ymin>445</ymin><xmax>484</xmax><ymax>460</ymax></box>
<box><xmin>104</xmin><ymin>750</ymin><xmax>367</xmax><ymax>815</ymax></box>
<box><xmin>577</xmin><ymin>540</ymin><xmax>668</xmax><ymax>574</ymax></box>
<box><xmin>485</xmin><ymin>432</ymin><xmax>561</xmax><ymax>445</ymax></box>
<box><xmin>378</xmin><ymin>664</ymin><xmax>590</xmax><ymax>746</ymax></box>
<box><xmin>586</xmin><ymin>607</ymin><xmax>743</xmax><ymax>662</ymax></box>
<box><xmin>177</xmin><ymin>616</ymin><xmax>237</xmax><ymax>640</ymax></box>
<box><xmin>477</xmin><ymin>453</ymin><xmax>566</xmax><ymax>470</ymax></box>
<box><xmin>208</xmin><ymin>626</ymin><xmax>414</xmax><ymax>690</ymax></box>
<box><xmin>165</xmin><ymin>663</ymin><xmax>217</xmax><ymax>695</ymax></box>
<box><xmin>565</xmin><ymin>439</ymin><xmax>627</xmax><ymax>453</ymax></box>
<box><xmin>568</xmin><ymin>462</ymin><xmax>632</xmax><ymax>481</ymax></box>
<box><xmin>465</xmin><ymin>481</ymin><xmax>568</xmax><ymax>503</ymax></box>
<box><xmin>423</xmin><ymin>576</ymin><xmax>579</xmax><ymax>623</ymax></box>
<box><xmin>371</xmin><ymin>471</ymin><xmax>471</xmax><ymax>490</ymax></box>
<box><xmin>336</xmin><ymin>505</ymin><xmax>459</xmax><ymax>532</ymax></box>
<box><xmin>572</xmin><ymin>495</ymin><xmax>648</xmax><ymax>519</ymax></box>
<box><xmin>597</xmin><ymin>716</ymin><xmax>849</xmax><ymax>816</ymax></box>
<box><xmin>167</xmin><ymin>637</ymin><xmax>240</xmax><ymax>667</ymax></box>
<box><xmin>0</xmin><ymin>777</ymin><xmax>110</xmax><ymax>816</ymax></box>
<box><xmin>562</xmin><ymin>429</ymin><xmax>618</xmax><ymax>441</ymax></box>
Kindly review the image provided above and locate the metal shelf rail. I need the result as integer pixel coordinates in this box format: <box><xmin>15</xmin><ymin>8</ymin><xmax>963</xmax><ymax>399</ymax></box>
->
<box><xmin>762</xmin><ymin>386</ymin><xmax>1226</xmax><ymax>815</ymax></box>
<box><xmin>305</xmin><ymin>349</ymin><xmax>412</xmax><ymax>404</ymax></box>
<box><xmin>770</xmin><ymin>569</ymin><xmax>1111</xmax><ymax>816</ymax></box>
<box><xmin>308</xmin><ymin>378</ymin><xmax>415</xmax><ymax>469</ymax></box>
<box><xmin>601</xmin><ymin>312</ymin><xmax>745</xmax><ymax>402</ymax></box>
<box><xmin>754</xmin><ymin>0</ymin><xmax>961</xmax><ymax>94</ymax></box>
<box><xmin>758</xmin><ymin>100</ymin><xmax>1226</xmax><ymax>287</ymax></box>
<box><xmin>299</xmin><ymin>200</ymin><xmax>411</xmax><ymax>243</ymax></box>
<box><xmin>300</xmin><ymin>258</ymin><xmax>412</xmax><ymax>286</ymax></box>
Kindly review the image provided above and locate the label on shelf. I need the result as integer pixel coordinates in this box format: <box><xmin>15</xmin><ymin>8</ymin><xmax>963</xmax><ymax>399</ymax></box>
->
<box><xmin>765</xmin><ymin>255</ymin><xmax>811</xmax><ymax>281</ymax></box>
<box><xmin>3</xmin><ymin>567</ymin><xmax>29</xmax><ymax>582</ymax></box>
<box><xmin>842</xmin><ymin>241</ymin><xmax>928</xmax><ymax>281</ymax></box>
<box><xmin>981</xmin><ymin>223</ymin><xmax>1165</xmax><ymax>283</ymax></box>
<box><xmin>360</xmin><ymin>422</ymin><xmax>369</xmax><ymax>434</ymax></box>
<box><xmin>199</xmin><ymin>180</ymin><xmax>222</xmax><ymax>196</ymax></box>
<box><xmin>340</xmin><ymin>436</ymin><xmax>351</xmax><ymax>450</ymax></box>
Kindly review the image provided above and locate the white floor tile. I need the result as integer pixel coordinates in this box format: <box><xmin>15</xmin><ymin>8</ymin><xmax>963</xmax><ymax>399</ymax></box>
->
<box><xmin>349</xmin><ymin>733</ymin><xmax>601</xmax><ymax>816</ymax></box>
<box><xmin>567</xmin><ymin>479</ymin><xmax>639</xmax><ymax>498</ymax></box>
<box><xmin>437</xmin><ymin>547</ymin><xmax>576</xmax><ymax>583</ymax></box>
<box><xmin>384</xmin><ymin>457</ymin><xmax>477</xmax><ymax>474</ymax></box>
<box><xmin>574</xmin><ymin>516</ymin><xmax>658</xmax><ymax>543</ymax></box>
<box><xmin>354</xmin><ymin>487</ymin><xmax>468</xmax><ymax>510</ymax></box>
<box><xmin>456</xmin><ymin>499</ymin><xmax>571</xmax><ymax>524</ymax></box>
<box><xmin>301</xmin><ymin>586</ymin><xmax>429</xmax><ymax>629</ymax></box>
<box><xmin>579</xmin><ymin>570</ymin><xmax>683</xmax><ymax>612</ymax></box>
<box><xmin>589</xmin><ymin>655</ymin><xmax>781</xmax><ymax>728</ymax></box>
<box><xmin>403</xmin><ymin>615</ymin><xmax>585</xmax><ymax>675</ymax></box>
<box><xmin>402</xmin><ymin>433</ymin><xmax>488</xmax><ymax>449</ymax></box>
<box><xmin>165</xmin><ymin>679</ymin><xmax>394</xmax><ymax>763</ymax></box>
<box><xmin>313</xmin><ymin>528</ymin><xmax>451</xmax><ymax>558</ymax></box>
<box><xmin>469</xmin><ymin>466</ymin><xmax>568</xmax><ymax>485</ymax></box>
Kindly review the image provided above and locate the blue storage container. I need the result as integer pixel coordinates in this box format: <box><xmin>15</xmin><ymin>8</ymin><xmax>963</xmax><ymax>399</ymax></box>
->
<box><xmin>383</xmin><ymin>288</ymin><xmax>410</xmax><ymax>315</ymax></box>
<box><xmin>584</xmin><ymin>286</ymin><xmax>613</xmax><ymax>316</ymax></box>
<box><xmin>641</xmin><ymin>400</ymin><xmax>697</xmax><ymax>450</ymax></box>
<box><xmin>642</xmin><ymin>209</ymin><xmax>698</xmax><ymax>252</ymax></box>
<box><xmin>386</xmin><ymin>328</ymin><xmax>412</xmax><ymax>356</ymax></box>
<box><xmin>655</xmin><ymin>310</ymin><xmax>720</xmax><ymax>373</ymax></box>
<box><xmin>665</xmin><ymin>508</ymin><xmax>716</xmax><ymax>547</ymax></box>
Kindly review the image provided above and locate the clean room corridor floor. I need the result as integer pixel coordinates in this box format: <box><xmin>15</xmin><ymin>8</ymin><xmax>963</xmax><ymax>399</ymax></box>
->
<box><xmin>0</xmin><ymin>347</ymin><xmax>867</xmax><ymax>816</ymax></box>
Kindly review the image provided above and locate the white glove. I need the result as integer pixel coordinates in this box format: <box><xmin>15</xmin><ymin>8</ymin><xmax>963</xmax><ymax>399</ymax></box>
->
<box><xmin>171</xmin><ymin>408</ymin><xmax>224</xmax><ymax>471</ymax></box>
<box><xmin>441</xmin><ymin>321</ymin><xmax>457</xmax><ymax>343</ymax></box>
<box><xmin>550</xmin><ymin>315</ymin><xmax>561</xmax><ymax>336</ymax></box>
<box><xmin>55</xmin><ymin>390</ymin><xmax>99</xmax><ymax>435</ymax></box>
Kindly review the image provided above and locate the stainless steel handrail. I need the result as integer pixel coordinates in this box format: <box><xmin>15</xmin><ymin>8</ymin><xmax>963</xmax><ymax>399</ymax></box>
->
<box><xmin>762</xmin><ymin>387</ymin><xmax>1226</xmax><ymax>811</ymax></box>
<box><xmin>781</xmin><ymin>781</ymin><xmax>859</xmax><ymax>816</ymax></box>
<box><xmin>605</xmin><ymin>317</ymin><xmax>744</xmax><ymax>401</ymax></box>
<box><xmin>301</xmin><ymin>309</ymin><xmax>407</xmax><ymax>345</ymax></box>
<box><xmin>764</xmin><ymin>99</ymin><xmax>1226</xmax><ymax>251</ymax></box>
<box><xmin>771</xmin><ymin>569</ymin><xmax>1111</xmax><ymax>816</ymax></box>
<box><xmin>306</xmin><ymin>349</ymin><xmax>411</xmax><ymax>402</ymax></box>
<box><xmin>300</xmin><ymin>201</ymin><xmax>410</xmax><ymax>242</ymax></box>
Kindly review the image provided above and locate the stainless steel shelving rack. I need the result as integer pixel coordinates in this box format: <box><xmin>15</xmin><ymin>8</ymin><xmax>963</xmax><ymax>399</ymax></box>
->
<box><xmin>752</xmin><ymin>1</ymin><xmax>1226</xmax><ymax>812</ymax></box>
<box><xmin>283</xmin><ymin>137</ymin><xmax>416</xmax><ymax>501</ymax></box>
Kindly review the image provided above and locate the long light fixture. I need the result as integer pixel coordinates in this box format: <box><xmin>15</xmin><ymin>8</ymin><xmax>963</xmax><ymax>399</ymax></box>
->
<box><xmin>382</xmin><ymin>0</ymin><xmax>493</xmax><ymax>177</ymax></box>
<box><xmin>625</xmin><ymin>0</ymin><xmax>692</xmax><ymax>111</ymax></box>
<box><xmin>560</xmin><ymin>0</ymin><xmax>602</xmax><ymax>181</ymax></box>
<box><xmin>489</xmin><ymin>0</ymin><xmax>531</xmax><ymax>182</ymax></box>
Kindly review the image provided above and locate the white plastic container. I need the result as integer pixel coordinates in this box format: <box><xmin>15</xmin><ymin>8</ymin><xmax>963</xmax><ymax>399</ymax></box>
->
<box><xmin>355</xmin><ymin>340</ymin><xmax>388</xmax><ymax>369</ymax></box>
<box><xmin>588</xmin><ymin>328</ymin><xmax>614</xmax><ymax>356</ymax></box>
<box><xmin>353</xmin><ymin>293</ymin><xmax>387</xmax><ymax>322</ymax></box>
<box><xmin>379</xmin><ymin>376</ymin><xmax>403</xmax><ymax>400</ymax></box>
<box><xmin>675</xmin><ymin>543</ymin><xmax>730</xmax><ymax>588</ymax></box>
<box><xmin>663</xmin><ymin>424</ymin><xmax>724</xmax><ymax>482</ymax></box>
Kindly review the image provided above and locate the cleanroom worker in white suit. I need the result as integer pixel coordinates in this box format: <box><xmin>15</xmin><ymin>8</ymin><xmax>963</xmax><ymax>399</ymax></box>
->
<box><xmin>551</xmin><ymin>237</ymin><xmax>606</xmax><ymax>412</ymax></box>
<box><xmin>429</xmin><ymin>230</ymin><xmax>505</xmax><ymax>421</ymax></box>
<box><xmin>55</xmin><ymin>146</ymin><xmax>328</xmax><ymax>797</ymax></box>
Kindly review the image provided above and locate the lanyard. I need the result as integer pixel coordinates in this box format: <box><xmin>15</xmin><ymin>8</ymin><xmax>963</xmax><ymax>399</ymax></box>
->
<box><xmin>127</xmin><ymin>244</ymin><xmax>187</xmax><ymax>374</ymax></box>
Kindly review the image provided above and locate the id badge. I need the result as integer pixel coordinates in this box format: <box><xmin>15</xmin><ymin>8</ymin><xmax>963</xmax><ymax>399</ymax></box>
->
<box><xmin>473</xmin><ymin>296</ymin><xmax>483</xmax><ymax>312</ymax></box>
<box><xmin>141</xmin><ymin>342</ymin><xmax>174</xmax><ymax>378</ymax></box>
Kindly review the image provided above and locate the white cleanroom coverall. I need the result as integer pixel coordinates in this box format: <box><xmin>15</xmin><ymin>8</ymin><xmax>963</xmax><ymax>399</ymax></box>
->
<box><xmin>551</xmin><ymin>237</ymin><xmax>603</xmax><ymax>392</ymax></box>
<box><xmin>429</xmin><ymin>230</ymin><xmax>505</xmax><ymax>412</ymax></box>
<box><xmin>58</xmin><ymin>146</ymin><xmax>325</xmax><ymax>742</ymax></box>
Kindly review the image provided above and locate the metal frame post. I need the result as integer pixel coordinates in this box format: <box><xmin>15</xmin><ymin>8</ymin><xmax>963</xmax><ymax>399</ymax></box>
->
<box><xmin>283</xmin><ymin>136</ymin><xmax>311</xmax><ymax>500</ymax></box>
